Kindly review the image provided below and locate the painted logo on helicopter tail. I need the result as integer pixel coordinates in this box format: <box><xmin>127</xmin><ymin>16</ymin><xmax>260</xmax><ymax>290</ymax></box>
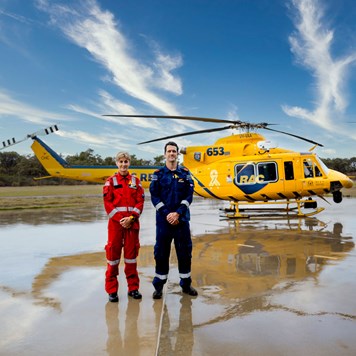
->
<box><xmin>234</xmin><ymin>163</ymin><xmax>268</xmax><ymax>194</ymax></box>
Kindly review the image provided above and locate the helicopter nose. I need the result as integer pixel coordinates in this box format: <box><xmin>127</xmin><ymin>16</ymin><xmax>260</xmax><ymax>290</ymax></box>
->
<box><xmin>343</xmin><ymin>177</ymin><xmax>353</xmax><ymax>189</ymax></box>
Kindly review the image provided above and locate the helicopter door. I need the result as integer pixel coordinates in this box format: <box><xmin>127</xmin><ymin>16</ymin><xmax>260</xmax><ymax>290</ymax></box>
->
<box><xmin>283</xmin><ymin>160</ymin><xmax>296</xmax><ymax>194</ymax></box>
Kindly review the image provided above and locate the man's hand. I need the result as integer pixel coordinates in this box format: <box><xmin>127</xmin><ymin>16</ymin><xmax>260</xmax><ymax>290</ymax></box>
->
<box><xmin>167</xmin><ymin>212</ymin><xmax>179</xmax><ymax>225</ymax></box>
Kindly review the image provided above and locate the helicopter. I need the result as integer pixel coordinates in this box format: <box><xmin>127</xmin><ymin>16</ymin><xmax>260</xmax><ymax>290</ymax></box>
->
<box><xmin>103</xmin><ymin>115</ymin><xmax>354</xmax><ymax>217</ymax></box>
<box><xmin>1</xmin><ymin>116</ymin><xmax>353</xmax><ymax>218</ymax></box>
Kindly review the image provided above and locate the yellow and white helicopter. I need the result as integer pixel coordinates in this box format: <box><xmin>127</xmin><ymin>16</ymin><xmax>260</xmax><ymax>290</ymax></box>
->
<box><xmin>1</xmin><ymin>115</ymin><xmax>353</xmax><ymax>218</ymax></box>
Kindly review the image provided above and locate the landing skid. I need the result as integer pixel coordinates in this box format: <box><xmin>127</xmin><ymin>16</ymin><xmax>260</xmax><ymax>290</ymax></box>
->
<box><xmin>221</xmin><ymin>199</ymin><xmax>325</xmax><ymax>219</ymax></box>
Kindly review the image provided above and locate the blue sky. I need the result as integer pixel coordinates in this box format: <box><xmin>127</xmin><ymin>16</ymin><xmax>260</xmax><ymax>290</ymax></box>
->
<box><xmin>1</xmin><ymin>0</ymin><xmax>356</xmax><ymax>161</ymax></box>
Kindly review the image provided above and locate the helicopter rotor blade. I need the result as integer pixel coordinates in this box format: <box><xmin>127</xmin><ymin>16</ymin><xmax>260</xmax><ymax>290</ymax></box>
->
<box><xmin>1</xmin><ymin>124</ymin><xmax>59</xmax><ymax>150</ymax></box>
<box><xmin>104</xmin><ymin>114</ymin><xmax>322</xmax><ymax>147</ymax></box>
<box><xmin>103</xmin><ymin>114</ymin><xmax>239</xmax><ymax>125</ymax></box>
<box><xmin>138</xmin><ymin>125</ymin><xmax>233</xmax><ymax>145</ymax></box>
<box><xmin>29</xmin><ymin>124</ymin><xmax>59</xmax><ymax>138</ymax></box>
<box><xmin>104</xmin><ymin>114</ymin><xmax>280</xmax><ymax>127</ymax></box>
<box><xmin>263</xmin><ymin>127</ymin><xmax>323</xmax><ymax>147</ymax></box>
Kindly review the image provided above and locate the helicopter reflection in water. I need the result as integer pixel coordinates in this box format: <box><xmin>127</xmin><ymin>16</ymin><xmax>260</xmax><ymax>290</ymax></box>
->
<box><xmin>234</xmin><ymin>219</ymin><xmax>351</xmax><ymax>274</ymax></box>
<box><xmin>191</xmin><ymin>217</ymin><xmax>354</xmax><ymax>300</ymax></box>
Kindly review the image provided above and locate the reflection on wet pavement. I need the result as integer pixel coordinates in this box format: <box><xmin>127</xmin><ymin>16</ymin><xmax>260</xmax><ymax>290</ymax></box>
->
<box><xmin>157</xmin><ymin>294</ymin><xmax>194</xmax><ymax>355</ymax></box>
<box><xmin>0</xmin><ymin>197</ymin><xmax>356</xmax><ymax>355</ymax></box>
<box><xmin>105</xmin><ymin>298</ymin><xmax>149</xmax><ymax>356</ymax></box>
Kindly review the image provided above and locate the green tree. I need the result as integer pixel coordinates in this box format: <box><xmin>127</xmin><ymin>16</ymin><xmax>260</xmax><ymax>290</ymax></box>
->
<box><xmin>153</xmin><ymin>155</ymin><xmax>165</xmax><ymax>165</ymax></box>
<box><xmin>0</xmin><ymin>151</ymin><xmax>23</xmax><ymax>186</ymax></box>
<box><xmin>66</xmin><ymin>149</ymin><xmax>104</xmax><ymax>165</ymax></box>
<box><xmin>103</xmin><ymin>156</ymin><xmax>115</xmax><ymax>166</ymax></box>
<box><xmin>130</xmin><ymin>154</ymin><xmax>152</xmax><ymax>166</ymax></box>
<box><xmin>0</xmin><ymin>151</ymin><xmax>21</xmax><ymax>174</ymax></box>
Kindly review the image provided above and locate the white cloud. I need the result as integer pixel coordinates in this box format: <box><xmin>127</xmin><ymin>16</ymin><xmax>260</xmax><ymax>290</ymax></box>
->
<box><xmin>57</xmin><ymin>129</ymin><xmax>128</xmax><ymax>149</ymax></box>
<box><xmin>284</xmin><ymin>0</ymin><xmax>356</xmax><ymax>136</ymax></box>
<box><xmin>0</xmin><ymin>9</ymin><xmax>33</xmax><ymax>25</ymax></box>
<box><xmin>66</xmin><ymin>91</ymin><xmax>170</xmax><ymax>132</ymax></box>
<box><xmin>36</xmin><ymin>0</ymin><xmax>183</xmax><ymax>116</ymax></box>
<box><xmin>226</xmin><ymin>105</ymin><xmax>240</xmax><ymax>121</ymax></box>
<box><xmin>0</xmin><ymin>89</ymin><xmax>65</xmax><ymax>125</ymax></box>
<box><xmin>148</xmin><ymin>39</ymin><xmax>183</xmax><ymax>95</ymax></box>
<box><xmin>96</xmin><ymin>90</ymin><xmax>163</xmax><ymax>130</ymax></box>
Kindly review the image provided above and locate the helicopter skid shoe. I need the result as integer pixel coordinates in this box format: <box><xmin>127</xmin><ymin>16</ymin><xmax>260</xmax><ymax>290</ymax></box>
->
<box><xmin>222</xmin><ymin>202</ymin><xmax>249</xmax><ymax>219</ymax></box>
<box><xmin>296</xmin><ymin>199</ymin><xmax>325</xmax><ymax>217</ymax></box>
<box><xmin>296</xmin><ymin>207</ymin><xmax>325</xmax><ymax>217</ymax></box>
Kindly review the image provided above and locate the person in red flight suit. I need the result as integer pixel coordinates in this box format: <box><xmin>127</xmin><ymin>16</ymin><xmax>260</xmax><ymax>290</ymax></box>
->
<box><xmin>103</xmin><ymin>151</ymin><xmax>145</xmax><ymax>302</ymax></box>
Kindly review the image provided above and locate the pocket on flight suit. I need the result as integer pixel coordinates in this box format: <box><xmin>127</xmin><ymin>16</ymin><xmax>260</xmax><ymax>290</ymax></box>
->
<box><xmin>124</xmin><ymin>228</ymin><xmax>140</xmax><ymax>258</ymax></box>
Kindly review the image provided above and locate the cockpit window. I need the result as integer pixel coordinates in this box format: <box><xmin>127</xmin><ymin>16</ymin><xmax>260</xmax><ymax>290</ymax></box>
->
<box><xmin>303</xmin><ymin>159</ymin><xmax>313</xmax><ymax>178</ymax></box>
<box><xmin>316</xmin><ymin>156</ymin><xmax>329</xmax><ymax>175</ymax></box>
<box><xmin>314</xmin><ymin>165</ymin><xmax>322</xmax><ymax>177</ymax></box>
<box><xmin>304</xmin><ymin>157</ymin><xmax>324</xmax><ymax>178</ymax></box>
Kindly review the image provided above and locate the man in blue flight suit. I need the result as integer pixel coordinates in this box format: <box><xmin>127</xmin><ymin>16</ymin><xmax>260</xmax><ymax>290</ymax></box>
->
<box><xmin>150</xmin><ymin>141</ymin><xmax>198</xmax><ymax>299</ymax></box>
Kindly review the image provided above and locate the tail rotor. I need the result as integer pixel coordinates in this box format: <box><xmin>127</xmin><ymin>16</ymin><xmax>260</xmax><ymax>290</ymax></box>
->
<box><xmin>1</xmin><ymin>124</ymin><xmax>59</xmax><ymax>150</ymax></box>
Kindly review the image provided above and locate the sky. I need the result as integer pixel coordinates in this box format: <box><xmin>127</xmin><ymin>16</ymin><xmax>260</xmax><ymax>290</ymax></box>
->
<box><xmin>1</xmin><ymin>0</ymin><xmax>356</xmax><ymax>161</ymax></box>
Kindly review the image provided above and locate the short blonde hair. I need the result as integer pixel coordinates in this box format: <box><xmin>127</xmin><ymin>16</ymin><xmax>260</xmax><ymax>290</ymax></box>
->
<box><xmin>115</xmin><ymin>151</ymin><xmax>131</xmax><ymax>162</ymax></box>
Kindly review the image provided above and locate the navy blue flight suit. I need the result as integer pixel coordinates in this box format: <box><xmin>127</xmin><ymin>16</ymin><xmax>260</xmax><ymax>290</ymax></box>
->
<box><xmin>150</xmin><ymin>165</ymin><xmax>194</xmax><ymax>292</ymax></box>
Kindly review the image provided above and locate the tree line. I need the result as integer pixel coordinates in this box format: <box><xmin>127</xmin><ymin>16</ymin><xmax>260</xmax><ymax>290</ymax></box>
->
<box><xmin>0</xmin><ymin>149</ymin><xmax>355</xmax><ymax>187</ymax></box>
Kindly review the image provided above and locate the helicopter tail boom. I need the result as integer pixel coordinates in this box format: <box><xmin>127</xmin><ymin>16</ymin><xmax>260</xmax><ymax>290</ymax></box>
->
<box><xmin>31</xmin><ymin>137</ymin><xmax>69</xmax><ymax>171</ymax></box>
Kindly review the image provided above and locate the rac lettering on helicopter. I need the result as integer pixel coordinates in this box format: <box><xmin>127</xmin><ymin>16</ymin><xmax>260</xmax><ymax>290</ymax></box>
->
<box><xmin>238</xmin><ymin>174</ymin><xmax>265</xmax><ymax>184</ymax></box>
<box><xmin>233</xmin><ymin>162</ymin><xmax>277</xmax><ymax>194</ymax></box>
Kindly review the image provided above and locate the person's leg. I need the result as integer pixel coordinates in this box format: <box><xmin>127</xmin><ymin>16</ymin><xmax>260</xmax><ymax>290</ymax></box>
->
<box><xmin>124</xmin><ymin>228</ymin><xmax>142</xmax><ymax>299</ymax></box>
<box><xmin>152</xmin><ymin>223</ymin><xmax>172</xmax><ymax>298</ymax></box>
<box><xmin>174</xmin><ymin>222</ymin><xmax>198</xmax><ymax>296</ymax></box>
<box><xmin>105</xmin><ymin>221</ymin><xmax>123</xmax><ymax>301</ymax></box>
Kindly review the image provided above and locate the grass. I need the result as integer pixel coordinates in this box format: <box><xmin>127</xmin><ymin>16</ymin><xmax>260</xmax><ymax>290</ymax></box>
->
<box><xmin>344</xmin><ymin>184</ymin><xmax>356</xmax><ymax>198</ymax></box>
<box><xmin>0</xmin><ymin>185</ymin><xmax>102</xmax><ymax>197</ymax></box>
<box><xmin>0</xmin><ymin>185</ymin><xmax>103</xmax><ymax>210</ymax></box>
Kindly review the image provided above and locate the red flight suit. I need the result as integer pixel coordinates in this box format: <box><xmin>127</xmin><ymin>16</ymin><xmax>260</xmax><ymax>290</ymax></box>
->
<box><xmin>103</xmin><ymin>172</ymin><xmax>145</xmax><ymax>294</ymax></box>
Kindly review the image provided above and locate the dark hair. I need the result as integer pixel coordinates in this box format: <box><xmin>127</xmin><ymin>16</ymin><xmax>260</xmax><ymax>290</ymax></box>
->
<box><xmin>164</xmin><ymin>141</ymin><xmax>179</xmax><ymax>153</ymax></box>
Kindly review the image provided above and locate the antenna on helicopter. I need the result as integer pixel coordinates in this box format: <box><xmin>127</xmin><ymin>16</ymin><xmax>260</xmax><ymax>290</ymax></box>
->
<box><xmin>103</xmin><ymin>115</ymin><xmax>324</xmax><ymax>147</ymax></box>
<box><xmin>0</xmin><ymin>124</ymin><xmax>59</xmax><ymax>150</ymax></box>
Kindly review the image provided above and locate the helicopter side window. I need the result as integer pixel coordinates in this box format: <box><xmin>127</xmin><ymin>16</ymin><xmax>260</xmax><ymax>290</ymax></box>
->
<box><xmin>235</xmin><ymin>163</ymin><xmax>255</xmax><ymax>184</ymax></box>
<box><xmin>284</xmin><ymin>161</ymin><xmax>294</xmax><ymax>180</ymax></box>
<box><xmin>303</xmin><ymin>160</ymin><xmax>313</xmax><ymax>178</ymax></box>
<box><xmin>257</xmin><ymin>162</ymin><xmax>278</xmax><ymax>182</ymax></box>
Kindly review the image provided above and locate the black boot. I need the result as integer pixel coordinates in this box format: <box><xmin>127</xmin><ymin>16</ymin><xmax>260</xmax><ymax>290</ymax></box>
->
<box><xmin>182</xmin><ymin>286</ymin><xmax>198</xmax><ymax>296</ymax></box>
<box><xmin>108</xmin><ymin>292</ymin><xmax>119</xmax><ymax>302</ymax></box>
<box><xmin>152</xmin><ymin>289</ymin><xmax>163</xmax><ymax>299</ymax></box>
<box><xmin>128</xmin><ymin>290</ymin><xmax>142</xmax><ymax>299</ymax></box>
